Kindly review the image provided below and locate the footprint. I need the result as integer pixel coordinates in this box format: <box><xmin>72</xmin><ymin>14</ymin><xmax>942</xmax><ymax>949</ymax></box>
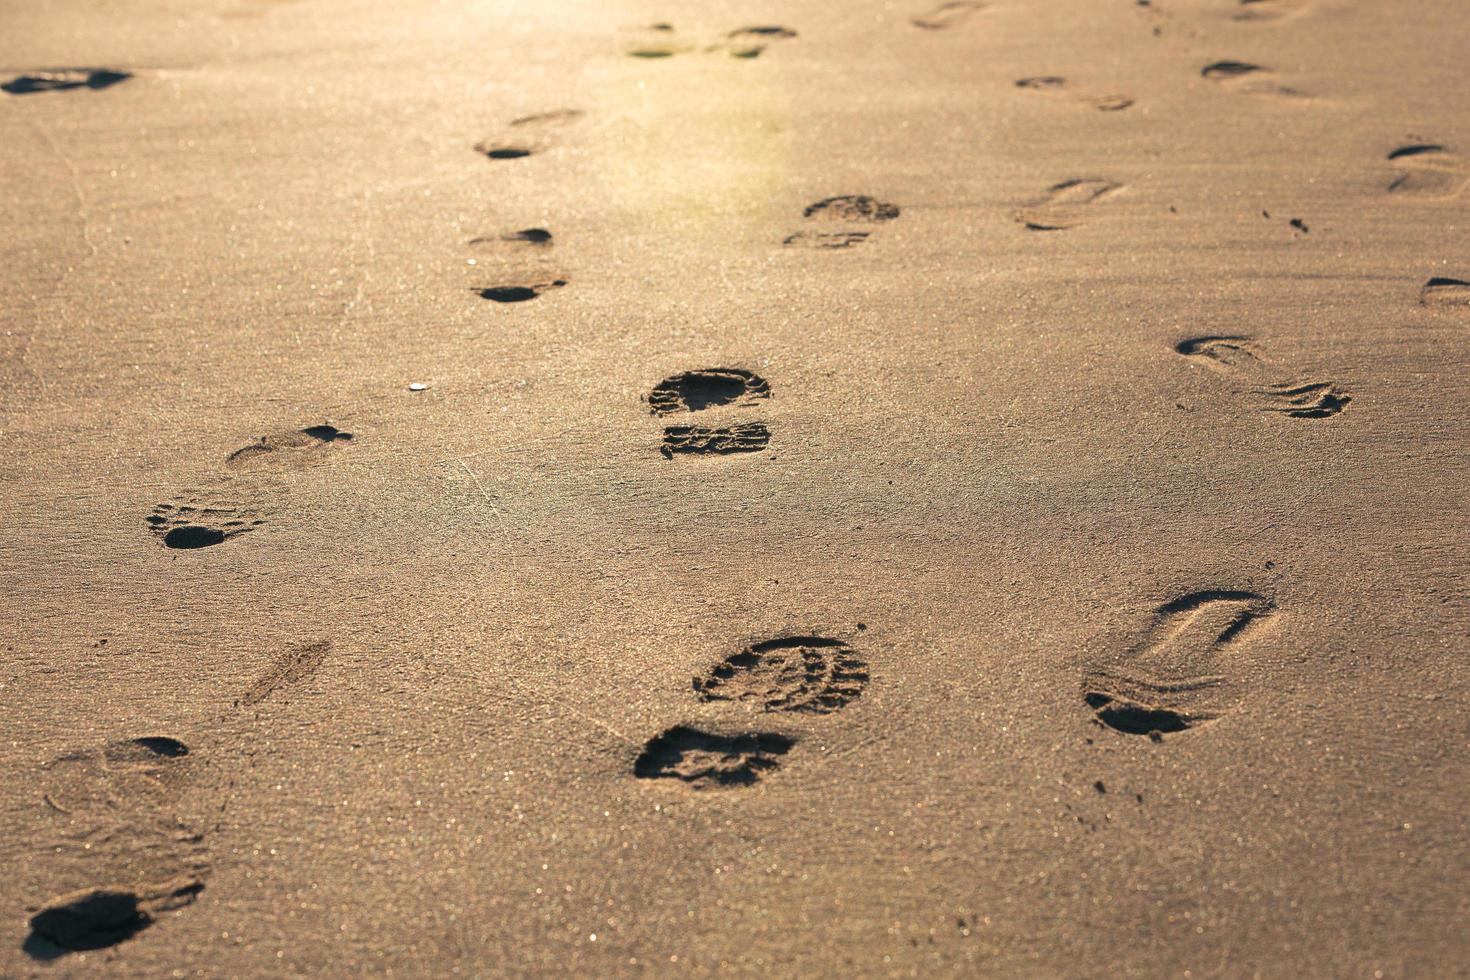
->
<box><xmin>719</xmin><ymin>25</ymin><xmax>798</xmax><ymax>58</ymax></box>
<box><xmin>1386</xmin><ymin>144</ymin><xmax>1470</xmax><ymax>200</ymax></box>
<box><xmin>624</xmin><ymin>23</ymin><xmax>695</xmax><ymax>58</ymax></box>
<box><xmin>648</xmin><ymin>368</ymin><xmax>770</xmax><ymax>415</ymax></box>
<box><xmin>1013</xmin><ymin>178</ymin><xmax>1123</xmax><ymax>231</ymax></box>
<box><xmin>146</xmin><ymin>496</ymin><xmax>267</xmax><ymax>550</ymax></box>
<box><xmin>26</xmin><ymin>877</ymin><xmax>203</xmax><ymax>955</ymax></box>
<box><xmin>634</xmin><ymin>726</ymin><xmax>794</xmax><ymax>788</ymax></box>
<box><xmin>693</xmin><ymin>636</ymin><xmax>868</xmax><ymax>714</ymax></box>
<box><xmin>473</xmin><ymin>109</ymin><xmax>584</xmax><ymax>160</ymax></box>
<box><xmin>1083</xmin><ymin>590</ymin><xmax>1276</xmax><ymax>738</ymax></box>
<box><xmin>1174</xmin><ymin>335</ymin><xmax>1262</xmax><ymax>372</ymax></box>
<box><xmin>225</xmin><ymin>424</ymin><xmax>352</xmax><ymax>470</ymax></box>
<box><xmin>1254</xmin><ymin>380</ymin><xmax>1351</xmax><ymax>419</ymax></box>
<box><xmin>660</xmin><ymin>422</ymin><xmax>770</xmax><ymax>459</ymax></box>
<box><xmin>41</xmin><ymin>737</ymin><xmax>191</xmax><ymax>816</ymax></box>
<box><xmin>803</xmin><ymin>195</ymin><xmax>901</xmax><ymax>223</ymax></box>
<box><xmin>1420</xmin><ymin>276</ymin><xmax>1470</xmax><ymax>307</ymax></box>
<box><xmin>1015</xmin><ymin>76</ymin><xmax>1134</xmax><ymax>112</ymax></box>
<box><xmin>468</xmin><ymin>228</ymin><xmax>553</xmax><ymax>249</ymax></box>
<box><xmin>1200</xmin><ymin>61</ymin><xmax>1302</xmax><ymax>97</ymax></box>
<box><xmin>2</xmin><ymin>69</ymin><xmax>130</xmax><ymax>96</ymax></box>
<box><xmin>785</xmin><ymin>195</ymin><xmax>900</xmax><ymax>249</ymax></box>
<box><xmin>472</xmin><ymin>279</ymin><xmax>568</xmax><ymax>303</ymax></box>
<box><xmin>910</xmin><ymin>1</ymin><xmax>989</xmax><ymax>30</ymax></box>
<box><xmin>238</xmin><ymin>641</ymin><xmax>330</xmax><ymax>707</ymax></box>
<box><xmin>1232</xmin><ymin>0</ymin><xmax>1310</xmax><ymax>22</ymax></box>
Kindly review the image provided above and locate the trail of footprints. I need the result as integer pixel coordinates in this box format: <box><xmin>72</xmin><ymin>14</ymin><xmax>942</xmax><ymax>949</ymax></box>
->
<box><xmin>636</xmin><ymin>636</ymin><xmax>869</xmax><ymax>789</ymax></box>
<box><xmin>25</xmin><ymin>642</ymin><xmax>330</xmax><ymax>956</ymax></box>
<box><xmin>24</xmin><ymin>0</ymin><xmax>1446</xmax><ymax>957</ymax></box>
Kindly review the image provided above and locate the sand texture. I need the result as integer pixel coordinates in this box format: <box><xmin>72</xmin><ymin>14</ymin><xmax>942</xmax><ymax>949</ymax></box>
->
<box><xmin>2</xmin><ymin>0</ymin><xmax>1469</xmax><ymax>975</ymax></box>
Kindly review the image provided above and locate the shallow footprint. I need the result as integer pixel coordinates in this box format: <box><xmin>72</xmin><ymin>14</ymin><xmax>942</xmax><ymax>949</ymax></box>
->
<box><xmin>1420</xmin><ymin>276</ymin><xmax>1470</xmax><ymax>308</ymax></box>
<box><xmin>1385</xmin><ymin>144</ymin><xmax>1470</xmax><ymax>200</ymax></box>
<box><xmin>1015</xmin><ymin>76</ymin><xmax>1133</xmax><ymax>112</ymax></box>
<box><xmin>146</xmin><ymin>496</ymin><xmax>267</xmax><ymax>550</ymax></box>
<box><xmin>624</xmin><ymin>22</ymin><xmax>694</xmax><ymax>58</ymax></box>
<box><xmin>2</xmin><ymin>69</ymin><xmax>130</xmax><ymax>95</ymax></box>
<box><xmin>911</xmin><ymin>1</ymin><xmax>988</xmax><ymax>30</ymax></box>
<box><xmin>1232</xmin><ymin>0</ymin><xmax>1311</xmax><ymax>21</ymax></box>
<box><xmin>693</xmin><ymin>636</ymin><xmax>868</xmax><ymax>714</ymax></box>
<box><xmin>473</xmin><ymin>109</ymin><xmax>584</xmax><ymax>160</ymax></box>
<box><xmin>719</xmin><ymin>25</ymin><xmax>798</xmax><ymax>58</ymax></box>
<box><xmin>1083</xmin><ymin>590</ymin><xmax>1276</xmax><ymax>738</ymax></box>
<box><xmin>786</xmin><ymin>195</ymin><xmax>900</xmax><ymax>249</ymax></box>
<box><xmin>1174</xmin><ymin>335</ymin><xmax>1263</xmax><ymax>372</ymax></box>
<box><xmin>1201</xmin><ymin>61</ymin><xmax>1303</xmax><ymax>98</ymax></box>
<box><xmin>634</xmin><ymin>726</ymin><xmax>794</xmax><ymax>788</ymax></box>
<box><xmin>1254</xmin><ymin>380</ymin><xmax>1351</xmax><ymax>419</ymax></box>
<box><xmin>226</xmin><ymin>424</ymin><xmax>352</xmax><ymax>470</ymax></box>
<box><xmin>42</xmin><ymin>737</ymin><xmax>190</xmax><ymax>816</ymax></box>
<box><xmin>1013</xmin><ymin>178</ymin><xmax>1123</xmax><ymax>231</ymax></box>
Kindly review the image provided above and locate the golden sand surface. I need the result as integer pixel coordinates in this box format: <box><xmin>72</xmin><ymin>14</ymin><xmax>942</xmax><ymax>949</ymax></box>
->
<box><xmin>2</xmin><ymin>0</ymin><xmax>1468</xmax><ymax>974</ymax></box>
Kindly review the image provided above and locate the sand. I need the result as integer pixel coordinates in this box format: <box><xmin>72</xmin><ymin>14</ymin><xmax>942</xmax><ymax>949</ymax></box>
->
<box><xmin>2</xmin><ymin>0</ymin><xmax>1469</xmax><ymax>974</ymax></box>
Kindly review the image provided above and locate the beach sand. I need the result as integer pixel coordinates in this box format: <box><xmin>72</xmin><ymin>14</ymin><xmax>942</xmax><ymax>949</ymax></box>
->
<box><xmin>2</xmin><ymin>0</ymin><xmax>1468</xmax><ymax>974</ymax></box>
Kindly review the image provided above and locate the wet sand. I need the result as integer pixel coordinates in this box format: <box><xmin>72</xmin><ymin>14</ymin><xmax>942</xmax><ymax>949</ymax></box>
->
<box><xmin>2</xmin><ymin>0</ymin><xmax>1469</xmax><ymax>974</ymax></box>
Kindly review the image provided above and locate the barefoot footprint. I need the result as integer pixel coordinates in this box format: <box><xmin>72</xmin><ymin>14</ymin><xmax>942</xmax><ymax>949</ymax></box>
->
<box><xmin>1083</xmin><ymin>591</ymin><xmax>1276</xmax><ymax>738</ymax></box>
<box><xmin>473</xmin><ymin>109</ymin><xmax>584</xmax><ymax>160</ymax></box>
<box><xmin>1174</xmin><ymin>335</ymin><xmax>1351</xmax><ymax>419</ymax></box>
<box><xmin>27</xmin><ymin>641</ymin><xmax>331</xmax><ymax>958</ymax></box>
<box><xmin>1015</xmin><ymin>76</ymin><xmax>1134</xmax><ymax>112</ymax></box>
<box><xmin>467</xmin><ymin>228</ymin><xmax>569</xmax><ymax>303</ymax></box>
<box><xmin>225</xmin><ymin>424</ymin><xmax>352</xmax><ymax>470</ymax></box>
<box><xmin>1386</xmin><ymin>144</ymin><xmax>1470</xmax><ymax>200</ymax></box>
<box><xmin>1013</xmin><ymin>179</ymin><xmax>1124</xmax><ymax>231</ymax></box>
<box><xmin>910</xmin><ymin>1</ymin><xmax>989</xmax><ymax>30</ymax></box>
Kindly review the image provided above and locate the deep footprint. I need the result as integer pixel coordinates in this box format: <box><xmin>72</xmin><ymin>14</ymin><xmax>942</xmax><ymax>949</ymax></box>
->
<box><xmin>27</xmin><ymin>877</ymin><xmax>203</xmax><ymax>955</ymax></box>
<box><xmin>693</xmin><ymin>636</ymin><xmax>868</xmax><ymax>714</ymax></box>
<box><xmin>660</xmin><ymin>422</ymin><xmax>770</xmax><ymax>458</ymax></box>
<box><xmin>648</xmin><ymin>368</ymin><xmax>771</xmax><ymax>415</ymax></box>
<box><xmin>634</xmin><ymin>726</ymin><xmax>794</xmax><ymax>788</ymax></box>
<box><xmin>473</xmin><ymin>280</ymin><xmax>567</xmax><ymax>303</ymax></box>
<box><xmin>2</xmin><ymin>69</ymin><xmax>131</xmax><ymax>95</ymax></box>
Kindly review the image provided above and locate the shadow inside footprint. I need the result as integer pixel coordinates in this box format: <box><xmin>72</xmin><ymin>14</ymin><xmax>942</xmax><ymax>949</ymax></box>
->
<box><xmin>26</xmin><ymin>878</ymin><xmax>203</xmax><ymax>957</ymax></box>
<box><xmin>634</xmin><ymin>726</ymin><xmax>794</xmax><ymax>788</ymax></box>
<box><xmin>473</xmin><ymin>280</ymin><xmax>567</xmax><ymax>303</ymax></box>
<box><xmin>649</xmin><ymin>368</ymin><xmax>770</xmax><ymax>415</ymax></box>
